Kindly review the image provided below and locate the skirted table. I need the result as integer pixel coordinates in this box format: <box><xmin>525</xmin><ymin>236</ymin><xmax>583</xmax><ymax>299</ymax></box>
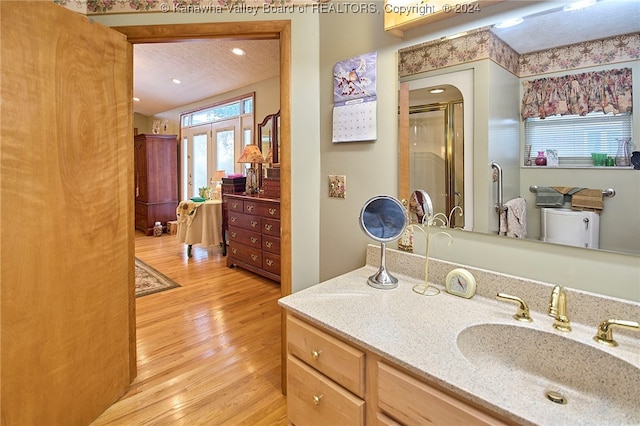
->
<box><xmin>176</xmin><ymin>199</ymin><xmax>223</xmax><ymax>257</ymax></box>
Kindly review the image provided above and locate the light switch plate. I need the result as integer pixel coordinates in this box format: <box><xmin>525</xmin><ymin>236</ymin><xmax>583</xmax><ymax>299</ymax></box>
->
<box><xmin>329</xmin><ymin>175</ymin><xmax>346</xmax><ymax>198</ymax></box>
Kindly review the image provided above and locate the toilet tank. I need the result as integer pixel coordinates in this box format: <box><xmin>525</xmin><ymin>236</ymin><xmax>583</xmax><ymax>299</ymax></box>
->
<box><xmin>540</xmin><ymin>208</ymin><xmax>600</xmax><ymax>249</ymax></box>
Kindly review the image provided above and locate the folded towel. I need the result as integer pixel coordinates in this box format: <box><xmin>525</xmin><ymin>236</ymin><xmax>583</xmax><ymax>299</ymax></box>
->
<box><xmin>535</xmin><ymin>187</ymin><xmax>564</xmax><ymax>207</ymax></box>
<box><xmin>551</xmin><ymin>186</ymin><xmax>582</xmax><ymax>195</ymax></box>
<box><xmin>500</xmin><ymin>197</ymin><xmax>527</xmax><ymax>238</ymax></box>
<box><xmin>571</xmin><ymin>188</ymin><xmax>604</xmax><ymax>213</ymax></box>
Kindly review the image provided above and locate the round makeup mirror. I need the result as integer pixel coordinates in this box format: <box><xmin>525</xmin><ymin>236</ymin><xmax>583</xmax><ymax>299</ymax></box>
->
<box><xmin>409</xmin><ymin>189</ymin><xmax>433</xmax><ymax>224</ymax></box>
<box><xmin>359</xmin><ymin>195</ymin><xmax>408</xmax><ymax>289</ymax></box>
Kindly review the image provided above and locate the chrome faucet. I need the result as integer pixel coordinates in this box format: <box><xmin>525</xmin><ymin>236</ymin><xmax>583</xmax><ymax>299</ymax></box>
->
<box><xmin>594</xmin><ymin>319</ymin><xmax>640</xmax><ymax>347</ymax></box>
<box><xmin>548</xmin><ymin>286</ymin><xmax>571</xmax><ymax>332</ymax></box>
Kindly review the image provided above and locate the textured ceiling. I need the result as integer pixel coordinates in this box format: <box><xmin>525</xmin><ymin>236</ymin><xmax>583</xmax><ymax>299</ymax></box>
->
<box><xmin>133</xmin><ymin>39</ymin><xmax>279</xmax><ymax>116</ymax></box>
<box><xmin>491</xmin><ymin>0</ymin><xmax>640</xmax><ymax>54</ymax></box>
<box><xmin>133</xmin><ymin>1</ymin><xmax>638</xmax><ymax>116</ymax></box>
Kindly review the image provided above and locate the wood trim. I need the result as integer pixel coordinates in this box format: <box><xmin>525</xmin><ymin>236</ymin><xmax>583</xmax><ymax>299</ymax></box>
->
<box><xmin>113</xmin><ymin>19</ymin><xmax>292</xmax><ymax>394</ymax></box>
<box><xmin>398</xmin><ymin>82</ymin><xmax>410</xmax><ymax>203</ymax></box>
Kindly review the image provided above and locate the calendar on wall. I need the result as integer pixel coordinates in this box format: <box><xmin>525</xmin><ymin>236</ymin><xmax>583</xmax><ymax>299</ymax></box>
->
<box><xmin>332</xmin><ymin>52</ymin><xmax>377</xmax><ymax>143</ymax></box>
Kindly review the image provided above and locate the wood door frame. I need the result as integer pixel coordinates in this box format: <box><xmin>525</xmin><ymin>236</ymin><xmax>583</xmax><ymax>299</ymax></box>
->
<box><xmin>114</xmin><ymin>21</ymin><xmax>292</xmax><ymax>392</ymax></box>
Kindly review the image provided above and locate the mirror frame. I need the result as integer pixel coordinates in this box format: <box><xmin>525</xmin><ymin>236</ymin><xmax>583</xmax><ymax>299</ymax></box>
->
<box><xmin>257</xmin><ymin>110</ymin><xmax>280</xmax><ymax>187</ymax></box>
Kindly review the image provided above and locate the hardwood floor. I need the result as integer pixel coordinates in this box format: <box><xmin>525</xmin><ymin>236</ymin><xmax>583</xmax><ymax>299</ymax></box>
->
<box><xmin>91</xmin><ymin>231</ymin><xmax>287</xmax><ymax>425</ymax></box>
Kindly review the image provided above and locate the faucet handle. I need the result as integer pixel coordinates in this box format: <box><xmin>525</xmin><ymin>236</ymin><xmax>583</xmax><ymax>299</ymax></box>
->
<box><xmin>496</xmin><ymin>293</ymin><xmax>532</xmax><ymax>322</ymax></box>
<box><xmin>548</xmin><ymin>285</ymin><xmax>571</xmax><ymax>332</ymax></box>
<box><xmin>593</xmin><ymin>319</ymin><xmax>640</xmax><ymax>347</ymax></box>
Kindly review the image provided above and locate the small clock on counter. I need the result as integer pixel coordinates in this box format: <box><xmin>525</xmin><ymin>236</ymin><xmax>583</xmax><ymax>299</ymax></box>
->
<box><xmin>445</xmin><ymin>268</ymin><xmax>476</xmax><ymax>299</ymax></box>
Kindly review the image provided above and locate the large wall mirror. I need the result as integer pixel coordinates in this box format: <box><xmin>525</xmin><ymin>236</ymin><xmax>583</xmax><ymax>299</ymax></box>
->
<box><xmin>399</xmin><ymin>1</ymin><xmax>640</xmax><ymax>298</ymax></box>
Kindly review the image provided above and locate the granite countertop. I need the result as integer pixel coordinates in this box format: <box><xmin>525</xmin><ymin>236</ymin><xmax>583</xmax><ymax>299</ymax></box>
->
<box><xmin>279</xmin><ymin>255</ymin><xmax>640</xmax><ymax>426</ymax></box>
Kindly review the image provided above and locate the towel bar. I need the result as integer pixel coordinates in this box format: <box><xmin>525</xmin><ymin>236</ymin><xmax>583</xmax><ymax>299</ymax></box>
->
<box><xmin>529</xmin><ymin>186</ymin><xmax>615</xmax><ymax>198</ymax></box>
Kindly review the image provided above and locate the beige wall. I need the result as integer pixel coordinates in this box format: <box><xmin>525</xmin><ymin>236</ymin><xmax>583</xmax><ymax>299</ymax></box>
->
<box><xmin>95</xmin><ymin>6</ymin><xmax>640</xmax><ymax>302</ymax></box>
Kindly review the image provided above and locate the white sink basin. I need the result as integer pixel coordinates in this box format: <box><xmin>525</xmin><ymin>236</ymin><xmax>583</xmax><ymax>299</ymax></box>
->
<box><xmin>456</xmin><ymin>323</ymin><xmax>640</xmax><ymax>425</ymax></box>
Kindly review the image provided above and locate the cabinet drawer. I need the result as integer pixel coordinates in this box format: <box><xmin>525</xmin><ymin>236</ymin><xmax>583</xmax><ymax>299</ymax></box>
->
<box><xmin>287</xmin><ymin>355</ymin><xmax>364</xmax><ymax>426</ymax></box>
<box><xmin>228</xmin><ymin>242</ymin><xmax>262</xmax><ymax>267</ymax></box>
<box><xmin>262</xmin><ymin>252</ymin><xmax>280</xmax><ymax>276</ymax></box>
<box><xmin>228</xmin><ymin>212</ymin><xmax>261</xmax><ymax>232</ymax></box>
<box><xmin>262</xmin><ymin>235</ymin><xmax>280</xmax><ymax>254</ymax></box>
<box><xmin>226</xmin><ymin>198</ymin><xmax>244</xmax><ymax>212</ymax></box>
<box><xmin>228</xmin><ymin>226</ymin><xmax>261</xmax><ymax>249</ymax></box>
<box><xmin>377</xmin><ymin>362</ymin><xmax>508</xmax><ymax>426</ymax></box>
<box><xmin>135</xmin><ymin>202</ymin><xmax>148</xmax><ymax>217</ymax></box>
<box><xmin>262</xmin><ymin>218</ymin><xmax>280</xmax><ymax>237</ymax></box>
<box><xmin>287</xmin><ymin>315</ymin><xmax>365</xmax><ymax>398</ymax></box>
<box><xmin>260</xmin><ymin>202</ymin><xmax>280</xmax><ymax>219</ymax></box>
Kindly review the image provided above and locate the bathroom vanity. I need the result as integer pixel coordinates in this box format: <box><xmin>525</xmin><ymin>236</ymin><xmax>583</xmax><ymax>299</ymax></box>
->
<box><xmin>279</xmin><ymin>245</ymin><xmax>640</xmax><ymax>426</ymax></box>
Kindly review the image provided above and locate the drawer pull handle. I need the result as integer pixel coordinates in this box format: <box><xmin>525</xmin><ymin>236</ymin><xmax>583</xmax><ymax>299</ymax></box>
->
<box><xmin>269</xmin><ymin>208</ymin><xmax>277</xmax><ymax>215</ymax></box>
<box><xmin>251</xmin><ymin>254</ymin><xmax>258</xmax><ymax>262</ymax></box>
<box><xmin>265</xmin><ymin>224</ymin><xmax>273</xmax><ymax>231</ymax></box>
<box><xmin>266</xmin><ymin>241</ymin><xmax>273</xmax><ymax>248</ymax></box>
<box><xmin>230</xmin><ymin>217</ymin><xmax>237</xmax><ymax>223</ymax></box>
<box><xmin>312</xmin><ymin>394</ymin><xmax>323</xmax><ymax>406</ymax></box>
<box><xmin>251</xmin><ymin>221</ymin><xmax>258</xmax><ymax>228</ymax></box>
<box><xmin>231</xmin><ymin>232</ymin><xmax>237</xmax><ymax>238</ymax></box>
<box><xmin>266</xmin><ymin>259</ymin><xmax>274</xmax><ymax>267</ymax></box>
<box><xmin>231</xmin><ymin>248</ymin><xmax>238</xmax><ymax>254</ymax></box>
<box><xmin>232</xmin><ymin>202</ymin><xmax>239</xmax><ymax>209</ymax></box>
<box><xmin>251</xmin><ymin>237</ymin><xmax>258</xmax><ymax>243</ymax></box>
<box><xmin>247</xmin><ymin>205</ymin><xmax>254</xmax><ymax>212</ymax></box>
<box><xmin>311</xmin><ymin>350</ymin><xmax>321</xmax><ymax>360</ymax></box>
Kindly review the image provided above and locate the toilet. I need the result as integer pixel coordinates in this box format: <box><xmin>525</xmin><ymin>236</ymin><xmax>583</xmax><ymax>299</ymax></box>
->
<box><xmin>540</xmin><ymin>208</ymin><xmax>600</xmax><ymax>249</ymax></box>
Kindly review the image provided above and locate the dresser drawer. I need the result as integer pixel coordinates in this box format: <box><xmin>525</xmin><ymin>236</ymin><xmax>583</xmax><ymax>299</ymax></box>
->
<box><xmin>287</xmin><ymin>315</ymin><xmax>365</xmax><ymax>398</ymax></box>
<box><xmin>228</xmin><ymin>242</ymin><xmax>262</xmax><ymax>268</ymax></box>
<box><xmin>262</xmin><ymin>252</ymin><xmax>280</xmax><ymax>276</ymax></box>
<box><xmin>228</xmin><ymin>226</ymin><xmax>261</xmax><ymax>249</ymax></box>
<box><xmin>228</xmin><ymin>212</ymin><xmax>261</xmax><ymax>232</ymax></box>
<box><xmin>262</xmin><ymin>235</ymin><xmax>280</xmax><ymax>254</ymax></box>
<box><xmin>226</xmin><ymin>198</ymin><xmax>244</xmax><ymax>212</ymax></box>
<box><xmin>262</xmin><ymin>218</ymin><xmax>280</xmax><ymax>237</ymax></box>
<box><xmin>377</xmin><ymin>361</ymin><xmax>507</xmax><ymax>426</ymax></box>
<box><xmin>287</xmin><ymin>355</ymin><xmax>365</xmax><ymax>426</ymax></box>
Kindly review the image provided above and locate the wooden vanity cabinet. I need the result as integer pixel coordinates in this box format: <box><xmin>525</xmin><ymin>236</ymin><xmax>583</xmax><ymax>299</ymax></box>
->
<box><xmin>286</xmin><ymin>315</ymin><xmax>366</xmax><ymax>426</ymax></box>
<box><xmin>225</xmin><ymin>193</ymin><xmax>280</xmax><ymax>282</ymax></box>
<box><xmin>285</xmin><ymin>314</ymin><xmax>512</xmax><ymax>426</ymax></box>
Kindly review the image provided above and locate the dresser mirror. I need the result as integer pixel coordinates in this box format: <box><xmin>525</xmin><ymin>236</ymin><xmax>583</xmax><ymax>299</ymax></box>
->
<box><xmin>360</xmin><ymin>195</ymin><xmax>408</xmax><ymax>289</ymax></box>
<box><xmin>257</xmin><ymin>110</ymin><xmax>280</xmax><ymax>186</ymax></box>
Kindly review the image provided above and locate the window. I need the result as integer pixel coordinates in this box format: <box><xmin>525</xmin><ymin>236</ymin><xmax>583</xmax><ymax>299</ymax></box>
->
<box><xmin>524</xmin><ymin>113</ymin><xmax>632</xmax><ymax>167</ymax></box>
<box><xmin>180</xmin><ymin>94</ymin><xmax>253</xmax><ymax>127</ymax></box>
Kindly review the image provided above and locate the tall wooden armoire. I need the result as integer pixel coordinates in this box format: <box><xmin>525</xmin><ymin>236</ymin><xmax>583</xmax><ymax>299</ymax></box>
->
<box><xmin>134</xmin><ymin>133</ymin><xmax>178</xmax><ymax>235</ymax></box>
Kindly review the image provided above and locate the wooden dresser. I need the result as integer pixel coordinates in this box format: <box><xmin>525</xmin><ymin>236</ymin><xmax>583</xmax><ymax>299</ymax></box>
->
<box><xmin>134</xmin><ymin>133</ymin><xmax>178</xmax><ymax>235</ymax></box>
<box><xmin>225</xmin><ymin>193</ymin><xmax>280</xmax><ymax>283</ymax></box>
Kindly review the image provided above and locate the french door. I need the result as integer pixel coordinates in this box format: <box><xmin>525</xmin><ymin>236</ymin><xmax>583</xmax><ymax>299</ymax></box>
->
<box><xmin>181</xmin><ymin>118</ymin><xmax>241</xmax><ymax>199</ymax></box>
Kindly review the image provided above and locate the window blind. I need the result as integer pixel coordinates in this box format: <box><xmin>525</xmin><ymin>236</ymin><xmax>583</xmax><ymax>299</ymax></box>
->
<box><xmin>524</xmin><ymin>113</ymin><xmax>632</xmax><ymax>166</ymax></box>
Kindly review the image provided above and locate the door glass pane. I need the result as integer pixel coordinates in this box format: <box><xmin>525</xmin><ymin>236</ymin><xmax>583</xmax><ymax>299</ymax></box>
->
<box><xmin>181</xmin><ymin>137</ymin><xmax>189</xmax><ymax>199</ymax></box>
<box><xmin>193</xmin><ymin>133</ymin><xmax>208</xmax><ymax>197</ymax></box>
<box><xmin>216</xmin><ymin>129</ymin><xmax>235</xmax><ymax>176</ymax></box>
<box><xmin>410</xmin><ymin>110</ymin><xmax>447</xmax><ymax>215</ymax></box>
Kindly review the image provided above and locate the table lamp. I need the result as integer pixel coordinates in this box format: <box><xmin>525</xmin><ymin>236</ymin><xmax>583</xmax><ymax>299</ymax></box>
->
<box><xmin>237</xmin><ymin>144</ymin><xmax>264</xmax><ymax>194</ymax></box>
<box><xmin>213</xmin><ymin>169</ymin><xmax>226</xmax><ymax>199</ymax></box>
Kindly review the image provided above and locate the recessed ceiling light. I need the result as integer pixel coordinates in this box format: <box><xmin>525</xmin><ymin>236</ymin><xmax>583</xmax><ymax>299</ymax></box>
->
<box><xmin>563</xmin><ymin>0</ymin><xmax>596</xmax><ymax>11</ymax></box>
<box><xmin>430</xmin><ymin>88</ymin><xmax>445</xmax><ymax>94</ymax></box>
<box><xmin>133</xmin><ymin>97</ymin><xmax>140</xmax><ymax>102</ymax></box>
<box><xmin>172</xmin><ymin>78</ymin><xmax>181</xmax><ymax>84</ymax></box>
<box><xmin>231</xmin><ymin>47</ymin><xmax>246</xmax><ymax>56</ymax></box>
<box><xmin>494</xmin><ymin>17</ymin><xmax>524</xmax><ymax>29</ymax></box>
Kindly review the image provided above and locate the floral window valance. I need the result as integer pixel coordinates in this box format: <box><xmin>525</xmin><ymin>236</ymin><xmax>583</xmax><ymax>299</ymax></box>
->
<box><xmin>521</xmin><ymin>68</ymin><xmax>632</xmax><ymax>120</ymax></box>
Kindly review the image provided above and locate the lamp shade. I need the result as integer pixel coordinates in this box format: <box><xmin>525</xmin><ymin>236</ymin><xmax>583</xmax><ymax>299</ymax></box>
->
<box><xmin>213</xmin><ymin>170</ymin><xmax>226</xmax><ymax>180</ymax></box>
<box><xmin>237</xmin><ymin>144</ymin><xmax>264</xmax><ymax>163</ymax></box>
